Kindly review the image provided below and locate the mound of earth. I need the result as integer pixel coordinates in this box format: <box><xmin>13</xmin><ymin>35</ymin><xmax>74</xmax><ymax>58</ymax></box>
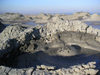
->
<box><xmin>31</xmin><ymin>12</ymin><xmax>100</xmax><ymax>24</ymax></box>
<box><xmin>0</xmin><ymin>13</ymin><xmax>24</xmax><ymax>21</ymax></box>
<box><xmin>83</xmin><ymin>14</ymin><xmax>100</xmax><ymax>21</ymax></box>
<box><xmin>0</xmin><ymin>18</ymin><xmax>100</xmax><ymax>75</ymax></box>
<box><xmin>0</xmin><ymin>13</ymin><xmax>32</xmax><ymax>25</ymax></box>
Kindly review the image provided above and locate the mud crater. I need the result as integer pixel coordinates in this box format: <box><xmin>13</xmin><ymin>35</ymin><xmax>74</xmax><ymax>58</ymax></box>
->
<box><xmin>0</xmin><ymin>31</ymin><xmax>100</xmax><ymax>69</ymax></box>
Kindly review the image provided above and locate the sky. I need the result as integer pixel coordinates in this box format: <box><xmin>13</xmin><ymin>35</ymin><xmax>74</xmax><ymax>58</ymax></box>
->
<box><xmin>0</xmin><ymin>0</ymin><xmax>100</xmax><ymax>14</ymax></box>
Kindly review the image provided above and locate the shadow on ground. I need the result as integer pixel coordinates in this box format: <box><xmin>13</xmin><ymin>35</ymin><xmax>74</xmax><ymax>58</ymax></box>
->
<box><xmin>0</xmin><ymin>51</ymin><xmax>100</xmax><ymax>69</ymax></box>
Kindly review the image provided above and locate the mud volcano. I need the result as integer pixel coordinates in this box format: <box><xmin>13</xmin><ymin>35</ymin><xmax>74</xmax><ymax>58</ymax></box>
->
<box><xmin>0</xmin><ymin>20</ymin><xmax>100</xmax><ymax>75</ymax></box>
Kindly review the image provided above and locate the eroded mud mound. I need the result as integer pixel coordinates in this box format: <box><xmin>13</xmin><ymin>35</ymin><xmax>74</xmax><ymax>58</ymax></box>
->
<box><xmin>0</xmin><ymin>19</ymin><xmax>100</xmax><ymax>75</ymax></box>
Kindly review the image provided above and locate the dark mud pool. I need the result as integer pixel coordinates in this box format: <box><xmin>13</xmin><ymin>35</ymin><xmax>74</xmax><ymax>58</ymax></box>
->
<box><xmin>1</xmin><ymin>48</ymin><xmax>100</xmax><ymax>69</ymax></box>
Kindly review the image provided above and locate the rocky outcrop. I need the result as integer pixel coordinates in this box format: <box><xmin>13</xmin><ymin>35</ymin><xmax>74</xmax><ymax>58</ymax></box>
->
<box><xmin>41</xmin><ymin>19</ymin><xmax>100</xmax><ymax>41</ymax></box>
<box><xmin>0</xmin><ymin>24</ymin><xmax>42</xmax><ymax>57</ymax></box>
<box><xmin>0</xmin><ymin>25</ymin><xmax>26</xmax><ymax>57</ymax></box>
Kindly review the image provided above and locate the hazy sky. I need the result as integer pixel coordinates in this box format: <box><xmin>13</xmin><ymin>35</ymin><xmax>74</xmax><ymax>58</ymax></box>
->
<box><xmin>0</xmin><ymin>0</ymin><xmax>100</xmax><ymax>14</ymax></box>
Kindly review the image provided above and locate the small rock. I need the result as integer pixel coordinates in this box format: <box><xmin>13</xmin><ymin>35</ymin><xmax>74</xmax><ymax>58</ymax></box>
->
<box><xmin>41</xmin><ymin>65</ymin><xmax>46</xmax><ymax>69</ymax></box>
<box><xmin>25</xmin><ymin>68</ymin><xmax>34</xmax><ymax>75</ymax></box>
<box><xmin>36</xmin><ymin>65</ymin><xmax>41</xmax><ymax>69</ymax></box>
<box><xmin>8</xmin><ymin>69</ymin><xmax>17</xmax><ymax>75</ymax></box>
<box><xmin>84</xmin><ymin>69</ymin><xmax>98</xmax><ymax>75</ymax></box>
<box><xmin>88</xmin><ymin>62</ymin><xmax>96</xmax><ymax>68</ymax></box>
<box><xmin>82</xmin><ymin>64</ymin><xmax>90</xmax><ymax>69</ymax></box>
<box><xmin>74</xmin><ymin>68</ymin><xmax>80</xmax><ymax>72</ymax></box>
<box><xmin>47</xmin><ymin>66</ymin><xmax>55</xmax><ymax>70</ymax></box>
